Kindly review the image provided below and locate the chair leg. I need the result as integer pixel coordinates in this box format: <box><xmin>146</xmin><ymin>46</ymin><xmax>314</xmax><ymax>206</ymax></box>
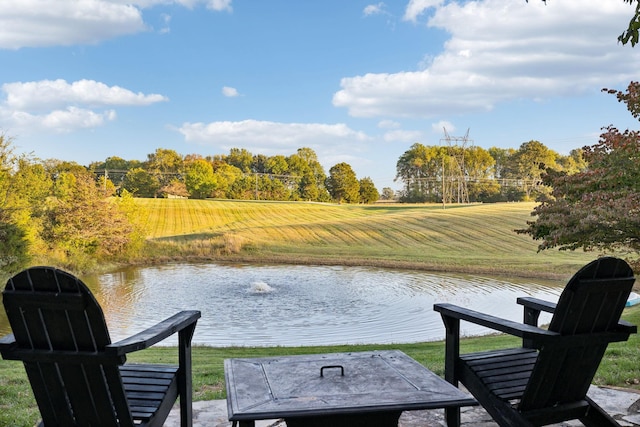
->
<box><xmin>179</xmin><ymin>322</ymin><xmax>197</xmax><ymax>427</ymax></box>
<box><xmin>445</xmin><ymin>407</ymin><xmax>460</xmax><ymax>427</ymax></box>
<box><xmin>441</xmin><ymin>315</ymin><xmax>461</xmax><ymax>427</ymax></box>
<box><xmin>580</xmin><ymin>396</ymin><xmax>621</xmax><ymax>427</ymax></box>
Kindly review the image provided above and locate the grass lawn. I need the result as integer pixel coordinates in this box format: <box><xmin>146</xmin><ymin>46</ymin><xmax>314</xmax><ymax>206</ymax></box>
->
<box><xmin>2</xmin><ymin>306</ymin><xmax>639</xmax><ymax>427</ymax></box>
<box><xmin>135</xmin><ymin>200</ymin><xmax>597</xmax><ymax>279</ymax></box>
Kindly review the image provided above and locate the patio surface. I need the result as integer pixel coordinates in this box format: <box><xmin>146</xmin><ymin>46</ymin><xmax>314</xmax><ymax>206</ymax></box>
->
<box><xmin>164</xmin><ymin>385</ymin><xmax>640</xmax><ymax>427</ymax></box>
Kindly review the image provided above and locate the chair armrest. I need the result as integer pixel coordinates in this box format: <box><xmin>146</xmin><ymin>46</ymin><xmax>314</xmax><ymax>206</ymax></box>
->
<box><xmin>517</xmin><ymin>297</ymin><xmax>556</xmax><ymax>339</ymax></box>
<box><xmin>0</xmin><ymin>334</ymin><xmax>16</xmax><ymax>355</ymax></box>
<box><xmin>617</xmin><ymin>319</ymin><xmax>638</xmax><ymax>334</ymax></box>
<box><xmin>106</xmin><ymin>310</ymin><xmax>201</xmax><ymax>356</ymax></box>
<box><xmin>517</xmin><ymin>297</ymin><xmax>556</xmax><ymax>314</ymax></box>
<box><xmin>434</xmin><ymin>303</ymin><xmax>635</xmax><ymax>349</ymax></box>
<box><xmin>434</xmin><ymin>303</ymin><xmax>557</xmax><ymax>341</ymax></box>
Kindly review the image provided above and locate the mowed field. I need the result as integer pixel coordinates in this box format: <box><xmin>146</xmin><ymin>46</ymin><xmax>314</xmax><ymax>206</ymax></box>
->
<box><xmin>134</xmin><ymin>199</ymin><xmax>598</xmax><ymax>279</ymax></box>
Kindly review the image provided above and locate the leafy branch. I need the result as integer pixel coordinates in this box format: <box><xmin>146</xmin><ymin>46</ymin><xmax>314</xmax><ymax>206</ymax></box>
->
<box><xmin>527</xmin><ymin>0</ymin><xmax>640</xmax><ymax>46</ymax></box>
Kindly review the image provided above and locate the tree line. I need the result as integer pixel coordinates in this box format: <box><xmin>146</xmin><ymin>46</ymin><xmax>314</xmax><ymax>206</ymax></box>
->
<box><xmin>395</xmin><ymin>140</ymin><xmax>585</xmax><ymax>203</ymax></box>
<box><xmin>90</xmin><ymin>147</ymin><xmax>380</xmax><ymax>204</ymax></box>
<box><xmin>90</xmin><ymin>140</ymin><xmax>583</xmax><ymax>206</ymax></box>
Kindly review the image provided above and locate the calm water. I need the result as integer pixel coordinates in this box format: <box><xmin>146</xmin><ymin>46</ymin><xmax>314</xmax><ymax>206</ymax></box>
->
<box><xmin>0</xmin><ymin>263</ymin><xmax>564</xmax><ymax>346</ymax></box>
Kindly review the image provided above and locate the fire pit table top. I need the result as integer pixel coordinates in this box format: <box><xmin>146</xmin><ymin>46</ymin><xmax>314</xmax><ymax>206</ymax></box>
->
<box><xmin>224</xmin><ymin>349</ymin><xmax>476</xmax><ymax>423</ymax></box>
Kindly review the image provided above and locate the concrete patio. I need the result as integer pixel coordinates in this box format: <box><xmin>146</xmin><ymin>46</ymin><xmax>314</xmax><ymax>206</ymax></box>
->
<box><xmin>165</xmin><ymin>385</ymin><xmax>640</xmax><ymax>427</ymax></box>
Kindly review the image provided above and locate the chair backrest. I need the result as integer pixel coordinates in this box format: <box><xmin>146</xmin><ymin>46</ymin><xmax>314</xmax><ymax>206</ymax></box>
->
<box><xmin>520</xmin><ymin>257</ymin><xmax>635</xmax><ymax>411</ymax></box>
<box><xmin>3</xmin><ymin>266</ymin><xmax>134</xmax><ymax>427</ymax></box>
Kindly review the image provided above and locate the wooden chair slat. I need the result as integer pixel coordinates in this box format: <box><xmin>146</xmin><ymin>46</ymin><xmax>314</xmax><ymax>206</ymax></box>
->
<box><xmin>2</xmin><ymin>291</ymin><xmax>87</xmax><ymax>310</ymax></box>
<box><xmin>461</xmin><ymin>347</ymin><xmax>533</xmax><ymax>361</ymax></box>
<box><xmin>25</xmin><ymin>362</ymin><xmax>77</xmax><ymax>426</ymax></box>
<box><xmin>122</xmin><ymin>377</ymin><xmax>174</xmax><ymax>386</ymax></box>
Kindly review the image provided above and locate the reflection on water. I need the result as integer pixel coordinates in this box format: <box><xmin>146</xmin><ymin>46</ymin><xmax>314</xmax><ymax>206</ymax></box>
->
<box><xmin>0</xmin><ymin>263</ymin><xmax>564</xmax><ymax>347</ymax></box>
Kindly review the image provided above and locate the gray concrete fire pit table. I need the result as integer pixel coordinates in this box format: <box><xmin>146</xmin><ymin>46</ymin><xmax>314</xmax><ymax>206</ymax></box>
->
<box><xmin>224</xmin><ymin>350</ymin><xmax>476</xmax><ymax>427</ymax></box>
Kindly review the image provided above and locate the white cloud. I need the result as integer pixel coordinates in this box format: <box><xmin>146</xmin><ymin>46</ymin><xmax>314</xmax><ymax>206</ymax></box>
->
<box><xmin>159</xmin><ymin>13</ymin><xmax>172</xmax><ymax>34</ymax></box>
<box><xmin>334</xmin><ymin>0</ymin><xmax>640</xmax><ymax>118</ymax></box>
<box><xmin>364</xmin><ymin>3</ymin><xmax>386</xmax><ymax>16</ymax></box>
<box><xmin>0</xmin><ymin>0</ymin><xmax>146</xmax><ymax>49</ymax></box>
<box><xmin>3</xmin><ymin>107</ymin><xmax>117</xmax><ymax>133</ymax></box>
<box><xmin>222</xmin><ymin>86</ymin><xmax>241</xmax><ymax>97</ymax></box>
<box><xmin>403</xmin><ymin>0</ymin><xmax>443</xmax><ymax>23</ymax></box>
<box><xmin>178</xmin><ymin>119</ymin><xmax>369</xmax><ymax>154</ymax></box>
<box><xmin>377</xmin><ymin>120</ymin><xmax>401</xmax><ymax>129</ymax></box>
<box><xmin>0</xmin><ymin>0</ymin><xmax>232</xmax><ymax>49</ymax></box>
<box><xmin>432</xmin><ymin>120</ymin><xmax>455</xmax><ymax>134</ymax></box>
<box><xmin>113</xmin><ymin>0</ymin><xmax>232</xmax><ymax>9</ymax></box>
<box><xmin>0</xmin><ymin>79</ymin><xmax>166</xmax><ymax>132</ymax></box>
<box><xmin>206</xmin><ymin>0</ymin><xmax>232</xmax><ymax>12</ymax></box>
<box><xmin>177</xmin><ymin>119</ymin><xmax>372</xmax><ymax>174</ymax></box>
<box><xmin>3</xmin><ymin>79</ymin><xmax>167</xmax><ymax>111</ymax></box>
<box><xmin>383</xmin><ymin>129</ymin><xmax>423</xmax><ymax>142</ymax></box>
<box><xmin>41</xmin><ymin>108</ymin><xmax>117</xmax><ymax>131</ymax></box>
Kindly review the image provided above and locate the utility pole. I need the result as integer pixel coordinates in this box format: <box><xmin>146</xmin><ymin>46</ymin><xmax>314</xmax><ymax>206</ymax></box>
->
<box><xmin>442</xmin><ymin>156</ymin><xmax>445</xmax><ymax>209</ymax></box>
<box><xmin>255</xmin><ymin>173</ymin><xmax>258</xmax><ymax>200</ymax></box>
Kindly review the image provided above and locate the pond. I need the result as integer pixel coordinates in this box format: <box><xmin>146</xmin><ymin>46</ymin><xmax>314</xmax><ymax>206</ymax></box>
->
<box><xmin>0</xmin><ymin>263</ymin><xmax>564</xmax><ymax>347</ymax></box>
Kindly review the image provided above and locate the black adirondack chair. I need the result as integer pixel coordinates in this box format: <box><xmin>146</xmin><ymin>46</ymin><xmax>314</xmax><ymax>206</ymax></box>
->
<box><xmin>0</xmin><ymin>266</ymin><xmax>201</xmax><ymax>427</ymax></box>
<box><xmin>434</xmin><ymin>257</ymin><xmax>637</xmax><ymax>427</ymax></box>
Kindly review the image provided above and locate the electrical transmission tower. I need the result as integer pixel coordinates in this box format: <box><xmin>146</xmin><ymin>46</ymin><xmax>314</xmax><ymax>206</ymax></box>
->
<box><xmin>440</xmin><ymin>128</ymin><xmax>473</xmax><ymax>205</ymax></box>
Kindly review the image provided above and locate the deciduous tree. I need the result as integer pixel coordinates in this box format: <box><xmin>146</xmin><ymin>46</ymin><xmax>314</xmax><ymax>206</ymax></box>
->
<box><xmin>518</xmin><ymin>81</ymin><xmax>640</xmax><ymax>267</ymax></box>
<box><xmin>488</xmin><ymin>147</ymin><xmax>515</xmax><ymax>179</ymax></box>
<box><xmin>226</xmin><ymin>148</ymin><xmax>253</xmax><ymax>173</ymax></box>
<box><xmin>358</xmin><ymin>177</ymin><xmax>380</xmax><ymax>204</ymax></box>
<box><xmin>395</xmin><ymin>143</ymin><xmax>444</xmax><ymax>202</ymax></box>
<box><xmin>503</xmin><ymin>140</ymin><xmax>558</xmax><ymax>200</ymax></box>
<box><xmin>266</xmin><ymin>155</ymin><xmax>289</xmax><ymax>175</ymax></box>
<box><xmin>9</xmin><ymin>159</ymin><xmax>52</xmax><ymax>256</ymax></box>
<box><xmin>145</xmin><ymin>148</ymin><xmax>183</xmax><ymax>187</ymax></box>
<box><xmin>381</xmin><ymin>187</ymin><xmax>395</xmax><ymax>201</ymax></box>
<box><xmin>287</xmin><ymin>148</ymin><xmax>328</xmax><ymax>201</ymax></box>
<box><xmin>0</xmin><ymin>135</ymin><xmax>30</xmax><ymax>271</ymax></box>
<box><xmin>122</xmin><ymin>167</ymin><xmax>160</xmax><ymax>197</ymax></box>
<box><xmin>616</xmin><ymin>0</ymin><xmax>640</xmax><ymax>45</ymax></box>
<box><xmin>159</xmin><ymin>180</ymin><xmax>190</xmax><ymax>198</ymax></box>
<box><xmin>326</xmin><ymin>162</ymin><xmax>360</xmax><ymax>203</ymax></box>
<box><xmin>211</xmin><ymin>163</ymin><xmax>243</xmax><ymax>198</ymax></box>
<box><xmin>42</xmin><ymin>172</ymin><xmax>135</xmax><ymax>266</ymax></box>
<box><xmin>184</xmin><ymin>158</ymin><xmax>215</xmax><ymax>199</ymax></box>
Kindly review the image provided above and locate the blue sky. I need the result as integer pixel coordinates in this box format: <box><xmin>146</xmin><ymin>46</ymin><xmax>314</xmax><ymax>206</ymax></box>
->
<box><xmin>1</xmin><ymin>0</ymin><xmax>639</xmax><ymax>191</ymax></box>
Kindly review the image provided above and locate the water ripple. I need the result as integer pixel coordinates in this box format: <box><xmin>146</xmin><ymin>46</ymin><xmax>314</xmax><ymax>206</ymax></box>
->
<box><xmin>0</xmin><ymin>263</ymin><xmax>565</xmax><ymax>347</ymax></box>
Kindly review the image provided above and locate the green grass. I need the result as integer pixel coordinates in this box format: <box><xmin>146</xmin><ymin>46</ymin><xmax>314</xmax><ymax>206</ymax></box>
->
<box><xmin>134</xmin><ymin>199</ymin><xmax>597</xmax><ymax>279</ymax></box>
<box><xmin>2</xmin><ymin>306</ymin><xmax>639</xmax><ymax>427</ymax></box>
